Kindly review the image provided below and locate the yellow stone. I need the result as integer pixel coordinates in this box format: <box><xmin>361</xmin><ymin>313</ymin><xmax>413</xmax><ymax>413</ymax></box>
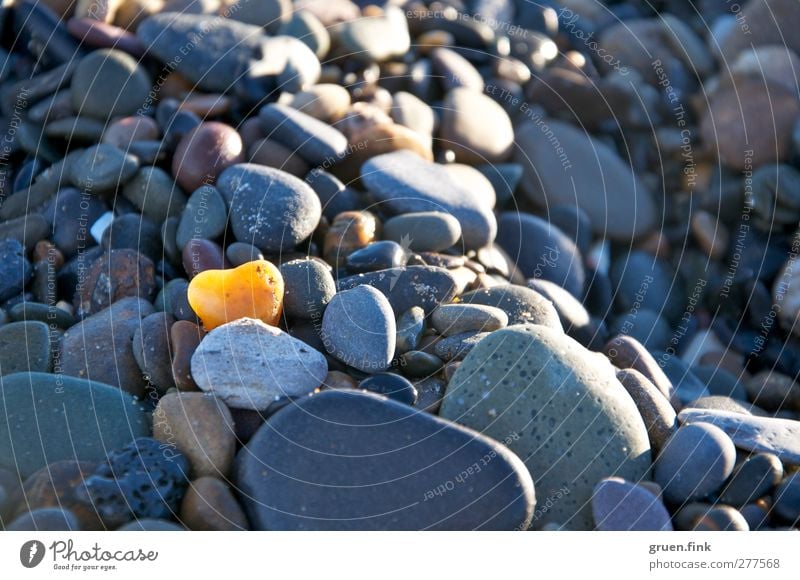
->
<box><xmin>187</xmin><ymin>260</ymin><xmax>284</xmax><ymax>331</ymax></box>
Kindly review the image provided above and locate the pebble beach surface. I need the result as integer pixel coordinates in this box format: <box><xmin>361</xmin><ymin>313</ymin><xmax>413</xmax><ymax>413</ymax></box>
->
<box><xmin>0</xmin><ymin>0</ymin><xmax>799</xmax><ymax>532</ymax></box>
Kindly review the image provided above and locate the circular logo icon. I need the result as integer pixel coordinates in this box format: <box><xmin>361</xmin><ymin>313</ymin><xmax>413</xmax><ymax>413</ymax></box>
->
<box><xmin>20</xmin><ymin>540</ymin><xmax>45</xmax><ymax>568</ymax></box>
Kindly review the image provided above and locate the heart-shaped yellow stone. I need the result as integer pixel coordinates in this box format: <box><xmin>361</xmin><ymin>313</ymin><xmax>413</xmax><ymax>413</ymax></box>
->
<box><xmin>187</xmin><ymin>259</ymin><xmax>284</xmax><ymax>331</ymax></box>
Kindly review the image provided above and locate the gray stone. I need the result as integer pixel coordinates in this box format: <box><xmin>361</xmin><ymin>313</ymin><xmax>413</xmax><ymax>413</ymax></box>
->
<box><xmin>459</xmin><ymin>285</ymin><xmax>563</xmax><ymax>330</ymax></box>
<box><xmin>383</xmin><ymin>212</ymin><xmax>462</xmax><ymax>253</ymax></box>
<box><xmin>279</xmin><ymin>259</ymin><xmax>336</xmax><ymax>320</ymax></box>
<box><xmin>616</xmin><ymin>368</ymin><xmax>677</xmax><ymax>454</ymax></box>
<box><xmin>176</xmin><ymin>185</ymin><xmax>228</xmax><ymax>250</ymax></box>
<box><xmin>71</xmin><ymin>49</ymin><xmax>151</xmax><ymax>119</ymax></box>
<box><xmin>259</xmin><ymin>103</ymin><xmax>348</xmax><ymax>166</ymax></box>
<box><xmin>0</xmin><ymin>321</ymin><xmax>52</xmax><ymax>375</ymax></box>
<box><xmin>337</xmin><ymin>266</ymin><xmax>456</xmax><ymax>314</ymax></box>
<box><xmin>121</xmin><ymin>166</ymin><xmax>187</xmax><ymax>223</ymax></box>
<box><xmin>69</xmin><ymin>144</ymin><xmax>139</xmax><ymax>193</ymax></box>
<box><xmin>592</xmin><ymin>478</ymin><xmax>672</xmax><ymax>531</ymax></box>
<box><xmin>335</xmin><ymin>6</ymin><xmax>410</xmax><ymax>62</ymax></box>
<box><xmin>440</xmin><ymin>88</ymin><xmax>514</xmax><ymax>164</ymax></box>
<box><xmin>431</xmin><ymin>304</ymin><xmax>508</xmax><ymax>337</ymax></box>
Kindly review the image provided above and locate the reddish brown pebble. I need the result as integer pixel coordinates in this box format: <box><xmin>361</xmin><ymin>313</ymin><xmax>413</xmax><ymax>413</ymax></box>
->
<box><xmin>66</xmin><ymin>17</ymin><xmax>147</xmax><ymax>57</ymax></box>
<box><xmin>102</xmin><ymin>116</ymin><xmax>159</xmax><ymax>149</ymax></box>
<box><xmin>172</xmin><ymin>122</ymin><xmax>245</xmax><ymax>191</ymax></box>
<box><xmin>248</xmin><ymin>137</ymin><xmax>310</xmax><ymax>177</ymax></box>
<box><xmin>181</xmin><ymin>238</ymin><xmax>230</xmax><ymax>279</ymax></box>
<box><xmin>33</xmin><ymin>240</ymin><xmax>64</xmax><ymax>267</ymax></box>
<box><xmin>323</xmin><ymin>211</ymin><xmax>380</xmax><ymax>267</ymax></box>
<box><xmin>180</xmin><ymin>477</ymin><xmax>249</xmax><ymax>531</ymax></box>
<box><xmin>74</xmin><ymin>249</ymin><xmax>157</xmax><ymax>318</ymax></box>
<box><xmin>170</xmin><ymin>320</ymin><xmax>205</xmax><ymax>391</ymax></box>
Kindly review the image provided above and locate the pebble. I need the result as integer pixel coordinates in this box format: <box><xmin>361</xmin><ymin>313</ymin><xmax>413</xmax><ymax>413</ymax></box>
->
<box><xmin>102</xmin><ymin>213</ymin><xmax>162</xmax><ymax>262</ymax></box>
<box><xmin>459</xmin><ymin>285</ymin><xmax>562</xmax><ymax>330</ymax></box>
<box><xmin>7</xmin><ymin>507</ymin><xmax>80</xmax><ymax>531</ymax></box>
<box><xmin>176</xmin><ymin>185</ymin><xmax>228</xmax><ymax>250</ymax></box>
<box><xmin>497</xmin><ymin>212</ymin><xmax>585</xmax><ymax>297</ymax></box>
<box><xmin>678</xmin><ymin>408</ymin><xmax>800</xmax><ymax>465</ymax></box>
<box><xmin>592</xmin><ymin>478</ymin><xmax>673</xmax><ymax>531</ymax></box>
<box><xmin>616</xmin><ymin>369</ymin><xmax>677</xmax><ymax>454</ymax></box>
<box><xmin>745</xmin><ymin>370</ymin><xmax>800</xmax><ymax>412</ymax></box>
<box><xmin>689</xmin><ymin>396</ymin><xmax>763</xmax><ymax>416</ymax></box>
<box><xmin>719</xmin><ymin>453</ymin><xmax>783</xmax><ymax>507</ymax></box>
<box><xmin>170</xmin><ymin>320</ymin><xmax>204</xmax><ymax>391</ymax></box>
<box><xmin>359</xmin><ymin>373</ymin><xmax>418</xmax><ymax>406</ymax></box>
<box><xmin>226</xmin><ymin>242</ymin><xmax>264</xmax><ymax>266</ymax></box>
<box><xmin>66</xmin><ymin>18</ymin><xmax>146</xmax><ymax>58</ymax></box>
<box><xmin>440</xmin><ymin>88</ymin><xmax>514</xmax><ymax>164</ymax></box>
<box><xmin>337</xmin><ymin>266</ymin><xmax>456</xmax><ymax>314</ymax></box>
<box><xmin>279</xmin><ymin>259</ymin><xmax>336</xmax><ymax>321</ymax></box>
<box><xmin>656</xmin><ymin>354</ymin><xmax>710</xmax><ymax>406</ymax></box>
<box><xmin>259</xmin><ymin>103</ymin><xmax>348</xmax><ymax>166</ymax></box>
<box><xmin>122</xmin><ymin>166</ymin><xmax>187</xmax><ymax>223</ymax></box>
<box><xmin>335</xmin><ymin>6</ymin><xmax>410</xmax><ymax>62</ymax></box>
<box><xmin>773</xmin><ymin>472</ymin><xmax>800</xmax><ymax>524</ymax></box>
<box><xmin>154</xmin><ymin>392</ymin><xmax>236</xmax><ymax>478</ymax></box>
<box><xmin>187</xmin><ymin>259</ymin><xmax>283</xmax><ymax>330</ymax></box>
<box><xmin>305</xmin><ymin>169</ymin><xmax>360</xmax><ymax>220</ymax></box>
<box><xmin>71</xmin><ymin>49</ymin><xmax>150</xmax><ymax>119</ymax></box>
<box><xmin>0</xmin><ymin>321</ymin><xmax>52</xmax><ymax>375</ymax></box>
<box><xmin>441</xmin><ymin>325</ymin><xmax>651</xmax><ymax>530</ymax></box>
<box><xmin>172</xmin><ymin>122</ymin><xmax>245</xmax><ymax>192</ymax></box>
<box><xmin>236</xmin><ymin>389</ymin><xmax>535</xmax><ymax>530</ymax></box>
<box><xmin>395</xmin><ymin>306</ymin><xmax>425</xmax><ymax>354</ymax></box>
<box><xmin>74</xmin><ymin>249</ymin><xmax>156</xmax><ymax>319</ymax></box>
<box><xmin>603</xmin><ymin>335</ymin><xmax>674</xmax><ymax>400</ymax></box>
<box><xmin>526</xmin><ymin>279</ymin><xmax>592</xmax><ymax>340</ymax></box>
<box><xmin>132</xmin><ymin>312</ymin><xmax>175</xmax><ymax>392</ymax></box>
<box><xmin>383</xmin><ymin>212</ymin><xmax>461</xmax><ymax>253</ymax></box>
<box><xmin>398</xmin><ymin>350</ymin><xmax>443</xmax><ymax>378</ymax></box>
<box><xmin>0</xmin><ymin>372</ymin><xmax>149</xmax><ymax>477</ymax></box>
<box><xmin>693</xmin><ymin>506</ymin><xmax>750</xmax><ymax>531</ymax></box>
<box><xmin>137</xmin><ymin>13</ymin><xmax>263</xmax><ymax>92</ymax></box>
<box><xmin>280</xmin><ymin>10</ymin><xmax>330</xmax><ymax>59</ymax></box>
<box><xmin>361</xmin><ymin>151</ymin><xmax>497</xmax><ymax>249</ymax></box>
<box><xmin>431</xmin><ymin>304</ymin><xmax>508</xmax><ymax>337</ymax></box>
<box><xmin>180</xmin><ymin>476</ymin><xmax>249</xmax><ymax>531</ymax></box>
<box><xmin>68</xmin><ymin>144</ymin><xmax>140</xmax><ymax>193</ymax></box>
<box><xmin>217</xmin><ymin>163</ymin><xmax>321</xmax><ymax>252</ymax></box>
<box><xmin>0</xmin><ymin>239</ymin><xmax>32</xmax><ymax>302</ymax></box>
<box><xmin>0</xmin><ymin>213</ymin><xmax>48</xmax><ymax>251</ymax></box>
<box><xmin>48</xmin><ymin>189</ymin><xmax>107</xmax><ymax>257</ymax></box>
<box><xmin>433</xmin><ymin>331</ymin><xmax>490</xmax><ymax>362</ymax></box>
<box><xmin>287</xmin><ymin>84</ymin><xmax>350</xmax><ymax>123</ymax></box>
<box><xmin>182</xmin><ymin>239</ymin><xmax>229</xmax><ymax>278</ymax></box>
<box><xmin>9</xmin><ymin>302</ymin><xmax>74</xmax><ymax>330</ymax></box>
<box><xmin>191</xmin><ymin>318</ymin><xmax>328</xmax><ymax>410</ymax></box>
<box><xmin>346</xmin><ymin>241</ymin><xmax>407</xmax><ymax>273</ymax></box>
<box><xmin>248</xmin><ymin>137</ymin><xmax>310</xmax><ymax>176</ymax></box>
<box><xmin>321</xmin><ymin>285</ymin><xmax>395</xmax><ymax>373</ymax></box>
<box><xmin>75</xmin><ymin>438</ymin><xmax>189</xmax><ymax>526</ymax></box>
<box><xmin>117</xmin><ymin>519</ymin><xmax>185</xmax><ymax>531</ymax></box>
<box><xmin>654</xmin><ymin>423</ymin><xmax>737</xmax><ymax>504</ymax></box>
<box><xmin>430</xmin><ymin>47</ymin><xmax>484</xmax><ymax>92</ymax></box>
<box><xmin>720</xmin><ymin>0</ymin><xmax>800</xmax><ymax>65</ymax></box>
<box><xmin>515</xmin><ymin>118</ymin><xmax>656</xmax><ymax>241</ymax></box>
<box><xmin>229</xmin><ymin>0</ymin><xmax>290</xmax><ymax>33</ymax></box>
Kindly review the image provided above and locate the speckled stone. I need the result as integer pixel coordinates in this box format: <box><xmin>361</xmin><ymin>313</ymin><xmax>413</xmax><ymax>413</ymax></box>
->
<box><xmin>337</xmin><ymin>266</ymin><xmax>456</xmax><ymax>314</ymax></box>
<box><xmin>441</xmin><ymin>325</ymin><xmax>651</xmax><ymax>530</ymax></box>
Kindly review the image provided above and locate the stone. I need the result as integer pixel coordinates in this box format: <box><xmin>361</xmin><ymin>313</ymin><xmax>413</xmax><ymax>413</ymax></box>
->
<box><xmin>187</xmin><ymin>259</ymin><xmax>283</xmax><ymax>330</ymax></box>
<box><xmin>321</xmin><ymin>285</ymin><xmax>395</xmax><ymax>373</ymax></box>
<box><xmin>229</xmin><ymin>0</ymin><xmax>290</xmax><ymax>33</ymax></box>
<box><xmin>71</xmin><ymin>49</ymin><xmax>150</xmax><ymax>119</ymax></box>
<box><xmin>720</xmin><ymin>0</ymin><xmax>800</xmax><ymax>62</ymax></box>
<box><xmin>335</xmin><ymin>6</ymin><xmax>410</xmax><ymax>62</ymax></box>
<box><xmin>305</xmin><ymin>169</ymin><xmax>360</xmax><ymax>220</ymax></box>
<box><xmin>68</xmin><ymin>144</ymin><xmax>139</xmax><ymax>193</ymax></box>
<box><xmin>515</xmin><ymin>118</ymin><xmax>656</xmax><ymax>241</ymax></box>
<box><xmin>745</xmin><ymin>370</ymin><xmax>800</xmax><ymax>412</ymax></box>
<box><xmin>361</xmin><ymin>151</ymin><xmax>497</xmax><ymax>249</ymax></box>
<box><xmin>398</xmin><ymin>351</ymin><xmax>443</xmax><ymax>378</ymax></box>
<box><xmin>526</xmin><ymin>279</ymin><xmax>592</xmax><ymax>339</ymax></box>
<box><xmin>655</xmin><ymin>354</ymin><xmax>710</xmax><ymax>405</ymax></box>
<box><xmin>592</xmin><ymin>477</ymin><xmax>672</xmax><ymax>531</ymax></box>
<box><xmin>8</xmin><ymin>302</ymin><xmax>74</xmax><ymax>330</ymax></box>
<box><xmin>616</xmin><ymin>369</ymin><xmax>677</xmax><ymax>454</ymax></box>
<box><xmin>280</xmin><ymin>10</ymin><xmax>330</xmax><ymax>58</ymax></box>
<box><xmin>346</xmin><ymin>241</ymin><xmax>408</xmax><ymax>273</ymax></box>
<box><xmin>324</xmin><ymin>210</ymin><xmax>379</xmax><ymax>266</ymax></box>
<box><xmin>48</xmin><ymin>189</ymin><xmax>107</xmax><ymax>257</ymax></box>
<box><xmin>248</xmin><ymin>137</ymin><xmax>310</xmax><ymax>176</ymax></box>
<box><xmin>0</xmin><ymin>321</ymin><xmax>52</xmax><ymax>375</ymax></box>
<box><xmin>226</xmin><ymin>242</ymin><xmax>265</xmax><ymax>266</ymax></box>
<box><xmin>678</xmin><ymin>408</ymin><xmax>800</xmax><ymax>465</ymax></box>
<box><xmin>61</xmin><ymin>297</ymin><xmax>155</xmax><ymax>397</ymax></box>
<box><xmin>176</xmin><ymin>185</ymin><xmax>228</xmax><ymax>250</ymax></box>
<box><xmin>182</xmin><ymin>239</ymin><xmax>229</xmax><ymax>278</ymax></box>
<box><xmin>191</xmin><ymin>317</ymin><xmax>327</xmax><ymax>410</ymax></box>
<box><xmin>121</xmin><ymin>166</ymin><xmax>187</xmax><ymax>223</ymax></box>
<box><xmin>172</xmin><ymin>122</ymin><xmax>246</xmax><ymax>192</ymax></box>
<box><xmin>359</xmin><ymin>373</ymin><xmax>417</xmax><ymax>406</ymax></box>
<box><xmin>434</xmin><ymin>331</ymin><xmax>490</xmax><ymax>362</ymax></box>
<box><xmin>236</xmin><ymin>389</ymin><xmax>535</xmax><ymax>530</ymax></box>
<box><xmin>773</xmin><ymin>472</ymin><xmax>800</xmax><ymax>524</ymax></box>
<box><xmin>102</xmin><ymin>213</ymin><xmax>162</xmax><ymax>262</ymax></box>
<box><xmin>0</xmin><ymin>372</ymin><xmax>149</xmax><ymax>478</ymax></box>
<box><xmin>73</xmin><ymin>249</ymin><xmax>156</xmax><ymax>319</ymax></box>
<box><xmin>693</xmin><ymin>506</ymin><xmax>750</xmax><ymax>531</ymax></box>
<box><xmin>180</xmin><ymin>476</ymin><xmax>249</xmax><ymax>531</ymax></box>
<box><xmin>217</xmin><ymin>163</ymin><xmax>321</xmax><ymax>252</ymax></box>
<box><xmin>654</xmin><ymin>423</ymin><xmax>737</xmax><ymax>504</ymax></box>
<box><xmin>287</xmin><ymin>84</ymin><xmax>350</xmax><ymax>123</ymax></box>
<box><xmin>117</xmin><ymin>519</ymin><xmax>185</xmax><ymax>531</ymax></box>
<box><xmin>279</xmin><ymin>259</ymin><xmax>336</xmax><ymax>321</ymax></box>
<box><xmin>431</xmin><ymin>304</ymin><xmax>508</xmax><ymax>337</ymax></box>
<box><xmin>603</xmin><ymin>335</ymin><xmax>674</xmax><ymax>400</ymax></box>
<box><xmin>383</xmin><ymin>212</ymin><xmax>462</xmax><ymax>253</ymax></box>
<box><xmin>102</xmin><ymin>116</ymin><xmax>159</xmax><ymax>149</ymax></box>
<box><xmin>689</xmin><ymin>396</ymin><xmax>762</xmax><ymax>416</ymax></box>
<box><xmin>259</xmin><ymin>103</ymin><xmax>348</xmax><ymax>166</ymax></box>
<box><xmin>132</xmin><ymin>312</ymin><xmax>175</xmax><ymax>392</ymax></box>
<box><xmin>497</xmin><ymin>212</ymin><xmax>585</xmax><ymax>297</ymax></box>
<box><xmin>440</xmin><ymin>88</ymin><xmax>514</xmax><ymax>164</ymax></box>
<box><xmin>719</xmin><ymin>453</ymin><xmax>783</xmax><ymax>507</ymax></box>
<box><xmin>75</xmin><ymin>438</ymin><xmax>189</xmax><ymax>525</ymax></box>
<box><xmin>441</xmin><ymin>325</ymin><xmax>651</xmax><ymax>530</ymax></box>
<box><xmin>459</xmin><ymin>285</ymin><xmax>563</xmax><ymax>330</ymax></box>
<box><xmin>7</xmin><ymin>507</ymin><xmax>80</xmax><ymax>531</ymax></box>
<box><xmin>390</xmin><ymin>91</ymin><xmax>435</xmax><ymax>139</ymax></box>
<box><xmin>0</xmin><ymin>239</ymin><xmax>32</xmax><ymax>302</ymax></box>
<box><xmin>337</xmin><ymin>266</ymin><xmax>457</xmax><ymax>314</ymax></box>
<box><xmin>395</xmin><ymin>306</ymin><xmax>425</xmax><ymax>354</ymax></box>
<box><xmin>431</xmin><ymin>47</ymin><xmax>484</xmax><ymax>92</ymax></box>
<box><xmin>170</xmin><ymin>320</ymin><xmax>204</xmax><ymax>391</ymax></box>
<box><xmin>153</xmin><ymin>392</ymin><xmax>236</xmax><ymax>478</ymax></box>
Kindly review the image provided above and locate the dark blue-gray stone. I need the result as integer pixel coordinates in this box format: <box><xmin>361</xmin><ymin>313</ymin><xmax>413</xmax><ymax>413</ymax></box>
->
<box><xmin>279</xmin><ymin>259</ymin><xmax>336</xmax><ymax>320</ymax></box>
<box><xmin>336</xmin><ymin>266</ymin><xmax>456</xmax><ymax>314</ymax></box>
<box><xmin>259</xmin><ymin>103</ymin><xmax>348</xmax><ymax>166</ymax></box>
<box><xmin>176</xmin><ymin>185</ymin><xmax>228</xmax><ymax>250</ymax></box>
<box><xmin>236</xmin><ymin>389</ymin><xmax>535</xmax><ymax>530</ymax></box>
<box><xmin>216</xmin><ymin>163</ymin><xmax>321</xmax><ymax>252</ymax></box>
<box><xmin>0</xmin><ymin>239</ymin><xmax>32</xmax><ymax>302</ymax></box>
<box><xmin>361</xmin><ymin>151</ymin><xmax>497</xmax><ymax>249</ymax></box>
<box><xmin>459</xmin><ymin>284</ymin><xmax>563</xmax><ymax>330</ymax></box>
<box><xmin>0</xmin><ymin>321</ymin><xmax>52</xmax><ymax>375</ymax></box>
<box><xmin>0</xmin><ymin>372</ymin><xmax>150</xmax><ymax>477</ymax></box>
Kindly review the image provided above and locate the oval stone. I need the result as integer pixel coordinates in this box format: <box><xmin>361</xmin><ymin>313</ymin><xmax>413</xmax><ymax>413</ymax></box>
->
<box><xmin>441</xmin><ymin>325</ymin><xmax>651</xmax><ymax>530</ymax></box>
<box><xmin>592</xmin><ymin>477</ymin><xmax>673</xmax><ymax>531</ymax></box>
<box><xmin>235</xmin><ymin>389</ymin><xmax>535</xmax><ymax>530</ymax></box>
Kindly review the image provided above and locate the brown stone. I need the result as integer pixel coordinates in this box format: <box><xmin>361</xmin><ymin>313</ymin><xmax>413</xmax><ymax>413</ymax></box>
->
<box><xmin>172</xmin><ymin>122</ymin><xmax>245</xmax><ymax>191</ymax></box>
<box><xmin>179</xmin><ymin>477</ymin><xmax>249</xmax><ymax>530</ymax></box>
<box><xmin>617</xmin><ymin>368</ymin><xmax>678</xmax><ymax>453</ymax></box>
<box><xmin>171</xmin><ymin>320</ymin><xmax>205</xmax><ymax>391</ymax></box>
<box><xmin>74</xmin><ymin>249</ymin><xmax>156</xmax><ymax>319</ymax></box>
<box><xmin>323</xmin><ymin>211</ymin><xmax>380</xmax><ymax>267</ymax></box>
<box><xmin>153</xmin><ymin>392</ymin><xmax>236</xmax><ymax>478</ymax></box>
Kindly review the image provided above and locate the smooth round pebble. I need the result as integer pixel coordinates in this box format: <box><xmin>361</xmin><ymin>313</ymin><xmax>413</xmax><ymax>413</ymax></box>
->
<box><xmin>279</xmin><ymin>259</ymin><xmax>336</xmax><ymax>320</ymax></box>
<box><xmin>431</xmin><ymin>303</ymin><xmax>508</xmax><ymax>337</ymax></box>
<box><xmin>383</xmin><ymin>212</ymin><xmax>461</xmax><ymax>253</ymax></box>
